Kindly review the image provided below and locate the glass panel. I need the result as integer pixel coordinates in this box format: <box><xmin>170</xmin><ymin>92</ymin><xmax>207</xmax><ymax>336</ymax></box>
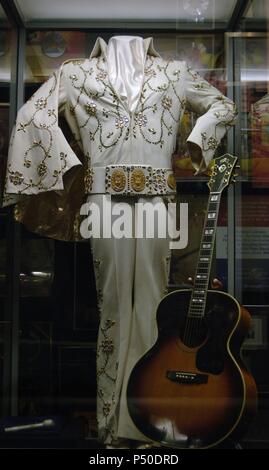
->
<box><xmin>15</xmin><ymin>0</ymin><xmax>237</xmax><ymax>22</ymax></box>
<box><xmin>237</xmin><ymin>34</ymin><xmax>269</xmax><ymax>181</ymax></box>
<box><xmin>0</xmin><ymin>26</ymin><xmax>11</xmax><ymax>188</ymax></box>
<box><xmin>0</xmin><ymin>5</ymin><xmax>12</xmax><ymax>419</ymax></box>
<box><xmin>234</xmin><ymin>32</ymin><xmax>269</xmax><ymax>302</ymax></box>
<box><xmin>0</xmin><ymin>322</ymin><xmax>12</xmax><ymax>413</ymax></box>
<box><xmin>236</xmin><ymin>183</ymin><xmax>269</xmax><ymax>305</ymax></box>
<box><xmin>244</xmin><ymin>0</ymin><xmax>269</xmax><ymax>20</ymax></box>
<box><xmin>4</xmin><ymin>13</ymin><xmax>268</xmax><ymax>448</ymax></box>
<box><xmin>233</xmin><ymin>28</ymin><xmax>269</xmax><ymax>448</ymax></box>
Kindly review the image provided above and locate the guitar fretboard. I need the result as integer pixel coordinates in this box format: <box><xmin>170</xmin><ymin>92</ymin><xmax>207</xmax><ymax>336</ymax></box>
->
<box><xmin>188</xmin><ymin>193</ymin><xmax>221</xmax><ymax>319</ymax></box>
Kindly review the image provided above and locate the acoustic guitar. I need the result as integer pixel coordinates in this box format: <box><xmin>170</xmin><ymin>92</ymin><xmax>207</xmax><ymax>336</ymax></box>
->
<box><xmin>127</xmin><ymin>154</ymin><xmax>257</xmax><ymax>448</ymax></box>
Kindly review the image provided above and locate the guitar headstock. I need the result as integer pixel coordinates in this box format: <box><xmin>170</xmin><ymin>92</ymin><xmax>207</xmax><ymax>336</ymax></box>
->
<box><xmin>207</xmin><ymin>154</ymin><xmax>238</xmax><ymax>194</ymax></box>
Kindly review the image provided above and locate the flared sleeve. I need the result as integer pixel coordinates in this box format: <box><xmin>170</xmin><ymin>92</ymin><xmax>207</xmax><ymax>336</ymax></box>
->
<box><xmin>2</xmin><ymin>63</ymin><xmax>82</xmax><ymax>206</ymax></box>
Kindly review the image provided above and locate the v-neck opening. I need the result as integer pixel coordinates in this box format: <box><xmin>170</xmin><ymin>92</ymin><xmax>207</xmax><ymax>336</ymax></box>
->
<box><xmin>105</xmin><ymin>37</ymin><xmax>149</xmax><ymax>116</ymax></box>
<box><xmin>107</xmin><ymin>56</ymin><xmax>150</xmax><ymax>117</ymax></box>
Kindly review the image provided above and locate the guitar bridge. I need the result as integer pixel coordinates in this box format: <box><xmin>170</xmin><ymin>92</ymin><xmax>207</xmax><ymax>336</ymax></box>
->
<box><xmin>166</xmin><ymin>371</ymin><xmax>208</xmax><ymax>385</ymax></box>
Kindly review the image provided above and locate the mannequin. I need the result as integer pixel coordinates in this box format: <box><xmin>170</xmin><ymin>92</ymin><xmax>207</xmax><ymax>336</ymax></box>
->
<box><xmin>3</xmin><ymin>35</ymin><xmax>237</xmax><ymax>448</ymax></box>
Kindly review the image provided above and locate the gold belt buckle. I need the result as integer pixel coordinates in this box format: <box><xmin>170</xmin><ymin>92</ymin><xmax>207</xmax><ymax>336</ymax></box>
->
<box><xmin>111</xmin><ymin>168</ymin><xmax>127</xmax><ymax>192</ymax></box>
<box><xmin>130</xmin><ymin>168</ymin><xmax>146</xmax><ymax>192</ymax></box>
<box><xmin>106</xmin><ymin>165</ymin><xmax>175</xmax><ymax>196</ymax></box>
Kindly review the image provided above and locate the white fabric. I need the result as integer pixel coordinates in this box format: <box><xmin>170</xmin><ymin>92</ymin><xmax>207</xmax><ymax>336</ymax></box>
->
<box><xmin>107</xmin><ymin>36</ymin><xmax>146</xmax><ymax>113</ymax></box>
<box><xmin>89</xmin><ymin>194</ymin><xmax>171</xmax><ymax>444</ymax></box>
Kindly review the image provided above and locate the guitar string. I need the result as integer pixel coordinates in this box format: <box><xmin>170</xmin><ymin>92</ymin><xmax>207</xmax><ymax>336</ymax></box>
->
<box><xmin>182</xmin><ymin>196</ymin><xmax>221</xmax><ymax>347</ymax></box>
<box><xmin>184</xmin><ymin>221</ymin><xmax>219</xmax><ymax>347</ymax></box>
<box><xmin>183</xmin><ymin>193</ymin><xmax>213</xmax><ymax>346</ymax></box>
<box><xmin>183</xmin><ymin>224</ymin><xmax>217</xmax><ymax>347</ymax></box>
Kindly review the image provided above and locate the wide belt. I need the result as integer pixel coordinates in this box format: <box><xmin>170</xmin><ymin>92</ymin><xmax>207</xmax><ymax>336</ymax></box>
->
<box><xmin>85</xmin><ymin>164</ymin><xmax>177</xmax><ymax>196</ymax></box>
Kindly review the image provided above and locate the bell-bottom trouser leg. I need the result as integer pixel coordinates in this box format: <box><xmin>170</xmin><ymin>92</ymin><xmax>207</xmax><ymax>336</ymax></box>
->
<box><xmin>88</xmin><ymin>195</ymin><xmax>171</xmax><ymax>444</ymax></box>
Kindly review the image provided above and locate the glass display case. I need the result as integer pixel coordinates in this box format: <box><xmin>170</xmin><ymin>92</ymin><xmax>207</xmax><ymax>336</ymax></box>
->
<box><xmin>0</xmin><ymin>3</ymin><xmax>12</xmax><ymax>419</ymax></box>
<box><xmin>0</xmin><ymin>0</ymin><xmax>268</xmax><ymax>449</ymax></box>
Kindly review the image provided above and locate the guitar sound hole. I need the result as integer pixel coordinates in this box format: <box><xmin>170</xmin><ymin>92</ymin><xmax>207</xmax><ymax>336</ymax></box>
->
<box><xmin>180</xmin><ymin>319</ymin><xmax>208</xmax><ymax>348</ymax></box>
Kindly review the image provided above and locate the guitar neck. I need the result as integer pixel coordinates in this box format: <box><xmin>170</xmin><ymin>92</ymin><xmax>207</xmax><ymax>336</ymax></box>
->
<box><xmin>185</xmin><ymin>153</ymin><xmax>238</xmax><ymax>320</ymax></box>
<box><xmin>188</xmin><ymin>191</ymin><xmax>222</xmax><ymax>319</ymax></box>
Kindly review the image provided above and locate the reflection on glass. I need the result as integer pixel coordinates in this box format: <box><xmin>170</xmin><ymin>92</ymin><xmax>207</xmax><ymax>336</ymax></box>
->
<box><xmin>238</xmin><ymin>36</ymin><xmax>269</xmax><ymax>179</ymax></box>
<box><xmin>41</xmin><ymin>32</ymin><xmax>67</xmax><ymax>58</ymax></box>
<box><xmin>183</xmin><ymin>0</ymin><xmax>210</xmax><ymax>23</ymax></box>
<box><xmin>251</xmin><ymin>93</ymin><xmax>269</xmax><ymax>184</ymax></box>
<box><xmin>236</xmin><ymin>185</ymin><xmax>269</xmax><ymax>306</ymax></box>
<box><xmin>0</xmin><ymin>30</ymin><xmax>11</xmax><ymax>82</ymax></box>
<box><xmin>25</xmin><ymin>31</ymin><xmax>87</xmax><ymax>82</ymax></box>
<box><xmin>232</xmin><ymin>29</ymin><xmax>269</xmax><ymax>446</ymax></box>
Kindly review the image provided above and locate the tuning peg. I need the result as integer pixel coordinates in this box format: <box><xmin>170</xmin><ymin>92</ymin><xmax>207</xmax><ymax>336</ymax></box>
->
<box><xmin>235</xmin><ymin>164</ymin><xmax>240</xmax><ymax>169</ymax></box>
<box><xmin>231</xmin><ymin>177</ymin><xmax>237</xmax><ymax>183</ymax></box>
